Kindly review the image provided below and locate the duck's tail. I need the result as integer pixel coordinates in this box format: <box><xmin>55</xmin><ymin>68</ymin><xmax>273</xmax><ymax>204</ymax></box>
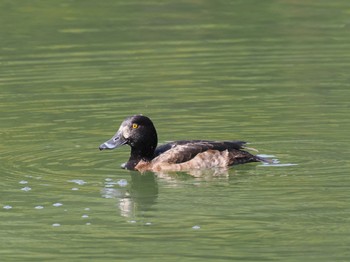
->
<box><xmin>254</xmin><ymin>154</ymin><xmax>272</xmax><ymax>164</ymax></box>
<box><xmin>242</xmin><ymin>145</ymin><xmax>273</xmax><ymax>164</ymax></box>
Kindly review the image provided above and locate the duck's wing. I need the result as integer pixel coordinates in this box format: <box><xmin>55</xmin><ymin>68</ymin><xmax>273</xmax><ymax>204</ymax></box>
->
<box><xmin>153</xmin><ymin>140</ymin><xmax>249</xmax><ymax>164</ymax></box>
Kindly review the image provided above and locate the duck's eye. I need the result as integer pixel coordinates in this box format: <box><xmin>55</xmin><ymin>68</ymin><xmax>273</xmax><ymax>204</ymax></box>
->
<box><xmin>132</xmin><ymin>123</ymin><xmax>139</xmax><ymax>129</ymax></box>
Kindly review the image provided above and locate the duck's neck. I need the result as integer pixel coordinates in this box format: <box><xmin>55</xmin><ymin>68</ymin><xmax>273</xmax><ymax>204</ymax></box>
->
<box><xmin>126</xmin><ymin>134</ymin><xmax>157</xmax><ymax>169</ymax></box>
<box><xmin>125</xmin><ymin>123</ymin><xmax>158</xmax><ymax>170</ymax></box>
<box><xmin>124</xmin><ymin>147</ymin><xmax>155</xmax><ymax>170</ymax></box>
<box><xmin>130</xmin><ymin>146</ymin><xmax>155</xmax><ymax>161</ymax></box>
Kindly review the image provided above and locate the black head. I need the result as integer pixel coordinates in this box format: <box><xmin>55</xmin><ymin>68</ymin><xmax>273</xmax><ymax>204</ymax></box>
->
<box><xmin>99</xmin><ymin>115</ymin><xmax>158</xmax><ymax>160</ymax></box>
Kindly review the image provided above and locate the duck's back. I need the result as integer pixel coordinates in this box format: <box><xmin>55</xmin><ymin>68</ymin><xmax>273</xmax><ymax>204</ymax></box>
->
<box><xmin>136</xmin><ymin>140</ymin><xmax>263</xmax><ymax>172</ymax></box>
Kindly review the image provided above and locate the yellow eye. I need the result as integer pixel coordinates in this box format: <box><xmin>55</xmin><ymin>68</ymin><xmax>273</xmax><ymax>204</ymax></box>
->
<box><xmin>132</xmin><ymin>123</ymin><xmax>139</xmax><ymax>129</ymax></box>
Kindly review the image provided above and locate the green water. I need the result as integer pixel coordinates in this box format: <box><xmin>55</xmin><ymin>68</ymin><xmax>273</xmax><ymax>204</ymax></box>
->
<box><xmin>1</xmin><ymin>1</ymin><xmax>350</xmax><ymax>261</ymax></box>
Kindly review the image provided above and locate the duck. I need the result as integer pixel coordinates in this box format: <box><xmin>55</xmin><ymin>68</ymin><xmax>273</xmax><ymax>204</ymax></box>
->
<box><xmin>99</xmin><ymin>115</ymin><xmax>268</xmax><ymax>172</ymax></box>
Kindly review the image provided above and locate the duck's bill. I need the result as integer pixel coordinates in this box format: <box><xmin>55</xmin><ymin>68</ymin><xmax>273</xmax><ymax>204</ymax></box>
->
<box><xmin>99</xmin><ymin>133</ymin><xmax>127</xmax><ymax>150</ymax></box>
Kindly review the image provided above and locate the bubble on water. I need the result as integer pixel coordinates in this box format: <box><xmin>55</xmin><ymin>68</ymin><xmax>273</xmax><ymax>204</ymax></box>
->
<box><xmin>21</xmin><ymin>186</ymin><xmax>32</xmax><ymax>192</ymax></box>
<box><xmin>192</xmin><ymin>225</ymin><xmax>201</xmax><ymax>230</ymax></box>
<box><xmin>19</xmin><ymin>180</ymin><xmax>28</xmax><ymax>184</ymax></box>
<box><xmin>104</xmin><ymin>179</ymin><xmax>128</xmax><ymax>188</ymax></box>
<box><xmin>128</xmin><ymin>220</ymin><xmax>137</xmax><ymax>224</ymax></box>
<box><xmin>53</xmin><ymin>203</ymin><xmax>63</xmax><ymax>207</ymax></box>
<box><xmin>52</xmin><ymin>223</ymin><xmax>61</xmax><ymax>227</ymax></box>
<box><xmin>145</xmin><ymin>222</ymin><xmax>152</xmax><ymax>226</ymax></box>
<box><xmin>68</xmin><ymin>179</ymin><xmax>87</xmax><ymax>185</ymax></box>
<box><xmin>84</xmin><ymin>208</ymin><xmax>90</xmax><ymax>211</ymax></box>
<box><xmin>35</xmin><ymin>206</ymin><xmax>44</xmax><ymax>209</ymax></box>
<box><xmin>117</xmin><ymin>179</ymin><xmax>128</xmax><ymax>187</ymax></box>
<box><xmin>71</xmin><ymin>187</ymin><xmax>79</xmax><ymax>191</ymax></box>
<box><xmin>3</xmin><ymin>205</ymin><xmax>12</xmax><ymax>210</ymax></box>
<box><xmin>85</xmin><ymin>222</ymin><xmax>91</xmax><ymax>226</ymax></box>
<box><xmin>82</xmin><ymin>214</ymin><xmax>89</xmax><ymax>218</ymax></box>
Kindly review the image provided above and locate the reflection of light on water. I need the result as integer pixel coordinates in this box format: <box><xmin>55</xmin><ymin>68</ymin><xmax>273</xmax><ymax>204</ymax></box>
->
<box><xmin>101</xmin><ymin>179</ymin><xmax>135</xmax><ymax>218</ymax></box>
<box><xmin>101</xmin><ymin>187</ymin><xmax>135</xmax><ymax>218</ymax></box>
<box><xmin>101</xmin><ymin>187</ymin><xmax>126</xmax><ymax>198</ymax></box>
<box><xmin>102</xmin><ymin>174</ymin><xmax>158</xmax><ymax>221</ymax></box>
<box><xmin>119</xmin><ymin>197</ymin><xmax>135</xmax><ymax>218</ymax></box>
<box><xmin>258</xmin><ymin>154</ymin><xmax>276</xmax><ymax>158</ymax></box>
<box><xmin>257</xmin><ymin>155</ymin><xmax>297</xmax><ymax>167</ymax></box>
<box><xmin>261</xmin><ymin>163</ymin><xmax>298</xmax><ymax>167</ymax></box>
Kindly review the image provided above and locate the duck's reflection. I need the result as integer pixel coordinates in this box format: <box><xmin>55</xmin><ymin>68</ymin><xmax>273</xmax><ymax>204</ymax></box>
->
<box><xmin>101</xmin><ymin>168</ymin><xmax>233</xmax><ymax>218</ymax></box>
<box><xmin>102</xmin><ymin>172</ymin><xmax>158</xmax><ymax>218</ymax></box>
<box><xmin>102</xmin><ymin>160</ymin><xmax>280</xmax><ymax>218</ymax></box>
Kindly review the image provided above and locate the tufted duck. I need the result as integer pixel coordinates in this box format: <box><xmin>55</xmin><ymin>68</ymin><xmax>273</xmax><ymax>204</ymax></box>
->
<box><xmin>99</xmin><ymin>115</ymin><xmax>268</xmax><ymax>172</ymax></box>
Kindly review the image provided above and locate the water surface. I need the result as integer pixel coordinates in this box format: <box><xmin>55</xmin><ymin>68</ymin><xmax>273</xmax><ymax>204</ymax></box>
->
<box><xmin>1</xmin><ymin>1</ymin><xmax>350</xmax><ymax>261</ymax></box>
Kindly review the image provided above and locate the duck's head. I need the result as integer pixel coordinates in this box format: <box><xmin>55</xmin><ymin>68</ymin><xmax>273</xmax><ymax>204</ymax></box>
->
<box><xmin>99</xmin><ymin>115</ymin><xmax>158</xmax><ymax>159</ymax></box>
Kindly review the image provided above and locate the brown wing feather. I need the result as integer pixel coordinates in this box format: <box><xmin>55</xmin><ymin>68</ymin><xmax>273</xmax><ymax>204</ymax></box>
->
<box><xmin>154</xmin><ymin>140</ymin><xmax>247</xmax><ymax>164</ymax></box>
<box><xmin>153</xmin><ymin>144</ymin><xmax>202</xmax><ymax>164</ymax></box>
<box><xmin>146</xmin><ymin>148</ymin><xmax>261</xmax><ymax>172</ymax></box>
